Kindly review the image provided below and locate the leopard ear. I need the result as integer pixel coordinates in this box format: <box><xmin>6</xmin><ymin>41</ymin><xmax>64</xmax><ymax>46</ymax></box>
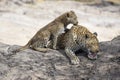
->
<box><xmin>93</xmin><ymin>32</ymin><xmax>98</xmax><ymax>36</ymax></box>
<box><xmin>67</xmin><ymin>12</ymin><xmax>70</xmax><ymax>17</ymax></box>
<box><xmin>70</xmin><ymin>10</ymin><xmax>74</xmax><ymax>13</ymax></box>
<box><xmin>67</xmin><ymin>11</ymin><xmax>75</xmax><ymax>17</ymax></box>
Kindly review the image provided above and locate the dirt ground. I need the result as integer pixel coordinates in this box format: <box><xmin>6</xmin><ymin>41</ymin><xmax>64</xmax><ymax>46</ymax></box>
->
<box><xmin>0</xmin><ymin>0</ymin><xmax>120</xmax><ymax>45</ymax></box>
<box><xmin>0</xmin><ymin>31</ymin><xmax>120</xmax><ymax>80</ymax></box>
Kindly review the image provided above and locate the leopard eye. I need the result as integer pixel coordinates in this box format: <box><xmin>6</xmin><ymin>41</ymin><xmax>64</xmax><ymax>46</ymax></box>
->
<box><xmin>67</xmin><ymin>13</ymin><xmax>70</xmax><ymax>17</ymax></box>
<box><xmin>85</xmin><ymin>34</ymin><xmax>89</xmax><ymax>39</ymax></box>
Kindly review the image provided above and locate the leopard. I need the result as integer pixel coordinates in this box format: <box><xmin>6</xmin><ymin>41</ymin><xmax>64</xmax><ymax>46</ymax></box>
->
<box><xmin>47</xmin><ymin>25</ymin><xmax>99</xmax><ymax>65</ymax></box>
<box><xmin>15</xmin><ymin>11</ymin><xmax>78</xmax><ymax>53</ymax></box>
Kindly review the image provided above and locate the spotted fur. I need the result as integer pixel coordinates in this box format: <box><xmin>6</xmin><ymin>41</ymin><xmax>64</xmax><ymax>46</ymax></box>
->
<box><xmin>56</xmin><ymin>25</ymin><xmax>99</xmax><ymax>64</ymax></box>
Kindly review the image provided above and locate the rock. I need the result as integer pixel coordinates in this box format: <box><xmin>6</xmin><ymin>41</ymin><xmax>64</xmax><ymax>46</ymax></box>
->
<box><xmin>0</xmin><ymin>36</ymin><xmax>120</xmax><ymax>80</ymax></box>
<box><xmin>100</xmin><ymin>35</ymin><xmax>120</xmax><ymax>53</ymax></box>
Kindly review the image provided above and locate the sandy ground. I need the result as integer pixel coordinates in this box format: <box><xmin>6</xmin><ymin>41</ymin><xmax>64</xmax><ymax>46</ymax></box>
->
<box><xmin>0</xmin><ymin>1</ymin><xmax>120</xmax><ymax>45</ymax></box>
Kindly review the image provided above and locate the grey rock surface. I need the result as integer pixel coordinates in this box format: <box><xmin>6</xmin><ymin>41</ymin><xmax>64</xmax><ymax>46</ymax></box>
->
<box><xmin>0</xmin><ymin>36</ymin><xmax>120</xmax><ymax>80</ymax></box>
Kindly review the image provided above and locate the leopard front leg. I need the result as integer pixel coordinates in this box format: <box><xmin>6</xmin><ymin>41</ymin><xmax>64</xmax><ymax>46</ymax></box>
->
<box><xmin>65</xmin><ymin>48</ymin><xmax>80</xmax><ymax>65</ymax></box>
<box><xmin>52</xmin><ymin>35</ymin><xmax>59</xmax><ymax>50</ymax></box>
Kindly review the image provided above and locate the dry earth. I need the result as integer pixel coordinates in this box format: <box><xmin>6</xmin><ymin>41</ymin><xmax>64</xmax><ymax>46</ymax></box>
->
<box><xmin>0</xmin><ymin>34</ymin><xmax>120</xmax><ymax>80</ymax></box>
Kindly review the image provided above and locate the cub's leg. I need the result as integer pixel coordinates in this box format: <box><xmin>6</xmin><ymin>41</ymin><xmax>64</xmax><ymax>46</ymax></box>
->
<box><xmin>31</xmin><ymin>39</ymin><xmax>51</xmax><ymax>53</ymax></box>
<box><xmin>52</xmin><ymin>27</ymin><xmax>65</xmax><ymax>49</ymax></box>
<box><xmin>52</xmin><ymin>35</ymin><xmax>58</xmax><ymax>49</ymax></box>
<box><xmin>65</xmin><ymin>48</ymin><xmax>80</xmax><ymax>65</ymax></box>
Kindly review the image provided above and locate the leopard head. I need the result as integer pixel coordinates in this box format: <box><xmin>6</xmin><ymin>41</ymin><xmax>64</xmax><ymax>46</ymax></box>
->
<box><xmin>84</xmin><ymin>32</ymin><xmax>99</xmax><ymax>60</ymax></box>
<box><xmin>66</xmin><ymin>11</ymin><xmax>78</xmax><ymax>25</ymax></box>
<box><xmin>75</xmin><ymin>26</ymin><xmax>99</xmax><ymax>60</ymax></box>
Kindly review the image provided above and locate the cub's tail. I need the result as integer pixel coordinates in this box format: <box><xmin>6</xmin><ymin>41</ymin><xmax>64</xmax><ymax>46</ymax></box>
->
<box><xmin>13</xmin><ymin>41</ymin><xmax>31</xmax><ymax>53</ymax></box>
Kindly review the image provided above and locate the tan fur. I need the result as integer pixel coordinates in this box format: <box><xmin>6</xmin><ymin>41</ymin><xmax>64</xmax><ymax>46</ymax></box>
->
<box><xmin>16</xmin><ymin>11</ymin><xmax>78</xmax><ymax>52</ymax></box>
<box><xmin>48</xmin><ymin>25</ymin><xmax>99</xmax><ymax>64</ymax></box>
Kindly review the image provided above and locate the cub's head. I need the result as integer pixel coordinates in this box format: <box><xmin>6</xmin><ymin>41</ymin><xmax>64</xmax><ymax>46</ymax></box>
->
<box><xmin>76</xmin><ymin>26</ymin><xmax>99</xmax><ymax>60</ymax></box>
<box><xmin>66</xmin><ymin>11</ymin><xmax>78</xmax><ymax>25</ymax></box>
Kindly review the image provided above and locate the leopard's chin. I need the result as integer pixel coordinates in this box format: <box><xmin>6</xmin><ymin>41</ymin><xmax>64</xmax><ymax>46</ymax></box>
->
<box><xmin>87</xmin><ymin>51</ymin><xmax>97</xmax><ymax>60</ymax></box>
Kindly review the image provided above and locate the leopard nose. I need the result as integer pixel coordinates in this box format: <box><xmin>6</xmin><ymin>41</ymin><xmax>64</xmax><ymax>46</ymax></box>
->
<box><xmin>74</xmin><ymin>21</ymin><xmax>78</xmax><ymax>25</ymax></box>
<box><xmin>76</xmin><ymin>21</ymin><xmax>78</xmax><ymax>24</ymax></box>
<box><xmin>90</xmin><ymin>50</ymin><xmax>99</xmax><ymax>54</ymax></box>
<box><xmin>96</xmin><ymin>50</ymin><xmax>99</xmax><ymax>53</ymax></box>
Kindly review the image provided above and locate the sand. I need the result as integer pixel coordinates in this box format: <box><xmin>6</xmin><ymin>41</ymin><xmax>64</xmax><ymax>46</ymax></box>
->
<box><xmin>0</xmin><ymin>0</ymin><xmax>120</xmax><ymax>45</ymax></box>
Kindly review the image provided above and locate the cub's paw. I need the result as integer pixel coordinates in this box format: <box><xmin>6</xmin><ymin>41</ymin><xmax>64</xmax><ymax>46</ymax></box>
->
<box><xmin>53</xmin><ymin>46</ymin><xmax>59</xmax><ymax>50</ymax></box>
<box><xmin>53</xmin><ymin>46</ymin><xmax>56</xmax><ymax>49</ymax></box>
<box><xmin>42</xmin><ymin>48</ymin><xmax>53</xmax><ymax>53</ymax></box>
